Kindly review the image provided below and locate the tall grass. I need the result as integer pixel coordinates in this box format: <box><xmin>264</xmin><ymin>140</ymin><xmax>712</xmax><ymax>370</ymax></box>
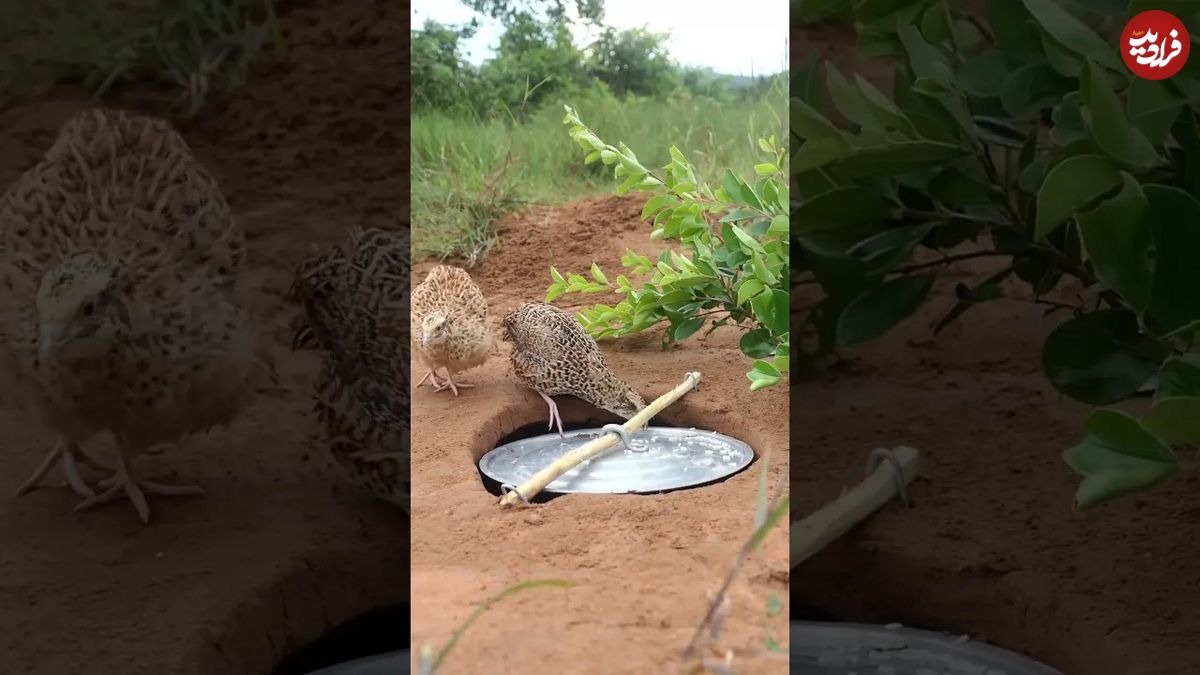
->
<box><xmin>411</xmin><ymin>87</ymin><xmax>787</xmax><ymax>265</ymax></box>
<box><xmin>0</xmin><ymin>0</ymin><xmax>283</xmax><ymax>115</ymax></box>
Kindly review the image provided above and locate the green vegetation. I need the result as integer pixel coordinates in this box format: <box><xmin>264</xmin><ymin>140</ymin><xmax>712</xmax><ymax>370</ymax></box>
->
<box><xmin>410</xmin><ymin>7</ymin><xmax>786</xmax><ymax>264</ymax></box>
<box><xmin>0</xmin><ymin>0</ymin><xmax>283</xmax><ymax>115</ymax></box>
<box><xmin>792</xmin><ymin>0</ymin><xmax>1200</xmax><ymax>508</ymax></box>
<box><xmin>546</xmin><ymin>105</ymin><xmax>789</xmax><ymax>391</ymax></box>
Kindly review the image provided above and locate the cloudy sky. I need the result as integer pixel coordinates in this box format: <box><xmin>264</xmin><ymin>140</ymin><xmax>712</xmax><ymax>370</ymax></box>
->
<box><xmin>410</xmin><ymin>0</ymin><xmax>789</xmax><ymax>77</ymax></box>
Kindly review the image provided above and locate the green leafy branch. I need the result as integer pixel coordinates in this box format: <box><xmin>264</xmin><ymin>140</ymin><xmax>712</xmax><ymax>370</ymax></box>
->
<box><xmin>547</xmin><ymin>104</ymin><xmax>790</xmax><ymax>391</ymax></box>
<box><xmin>791</xmin><ymin>0</ymin><xmax>1200</xmax><ymax>507</ymax></box>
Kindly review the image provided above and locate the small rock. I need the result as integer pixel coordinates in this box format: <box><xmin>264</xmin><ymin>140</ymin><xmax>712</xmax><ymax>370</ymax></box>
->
<box><xmin>525</xmin><ymin>512</ymin><xmax>544</xmax><ymax>525</ymax></box>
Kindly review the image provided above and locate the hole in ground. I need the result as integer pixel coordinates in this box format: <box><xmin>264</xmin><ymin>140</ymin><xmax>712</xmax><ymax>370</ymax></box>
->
<box><xmin>473</xmin><ymin>397</ymin><xmax>760</xmax><ymax>501</ymax></box>
<box><xmin>190</xmin><ymin>514</ymin><xmax>408</xmax><ymax>675</ymax></box>
<box><xmin>791</xmin><ymin>537</ymin><xmax>1126</xmax><ymax>674</ymax></box>
<box><xmin>272</xmin><ymin>603</ymin><xmax>408</xmax><ymax>675</ymax></box>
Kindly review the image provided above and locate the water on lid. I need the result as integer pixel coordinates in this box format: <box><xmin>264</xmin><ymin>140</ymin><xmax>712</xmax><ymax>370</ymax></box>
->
<box><xmin>478</xmin><ymin>426</ymin><xmax>755</xmax><ymax>494</ymax></box>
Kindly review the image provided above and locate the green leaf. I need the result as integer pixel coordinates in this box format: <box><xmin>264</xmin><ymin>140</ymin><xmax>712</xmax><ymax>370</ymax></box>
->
<box><xmin>768</xmin><ymin>215</ymin><xmax>789</xmax><ymax>237</ymax></box>
<box><xmin>1034</xmin><ymin>154</ymin><xmax>1121</xmax><ymax>239</ymax></box>
<box><xmin>854</xmin><ymin>73</ymin><xmax>916</xmax><ymax>134</ymax></box>
<box><xmin>728</xmin><ymin>224</ymin><xmax>767</xmax><ymax>255</ymax></box>
<box><xmin>751</xmin><ymin>253</ymin><xmax>776</xmax><ymax>285</ymax></box>
<box><xmin>1145</xmin><ymin>186</ymin><xmax>1200</xmax><ymax>333</ymax></box>
<box><xmin>1157</xmin><ymin>354</ymin><xmax>1200</xmax><ymax>398</ymax></box>
<box><xmin>1020</xmin><ymin>0</ymin><xmax>1124</xmax><ymax>72</ymax></box>
<box><xmin>1075</xmin><ymin>173</ymin><xmax>1153</xmax><ymax>312</ymax></box>
<box><xmin>1081</xmin><ymin>61</ymin><xmax>1159</xmax><ymax>169</ymax></box>
<box><xmin>790</xmin><ymin>97</ymin><xmax>843</xmax><ymax>139</ymax></box>
<box><xmin>928</xmin><ymin>165</ymin><xmax>991</xmax><ymax>205</ymax></box>
<box><xmin>1064</xmin><ymin>409</ymin><xmax>1179</xmax><ymax>510</ymax></box>
<box><xmin>545</xmin><ymin>282</ymin><xmax>565</xmax><ymax>303</ymax></box>
<box><xmin>958</xmin><ymin>49</ymin><xmax>1009</xmax><ymax>98</ymax></box>
<box><xmin>750</xmin><ymin>289</ymin><xmax>789</xmax><ymax>336</ymax></box>
<box><xmin>793</xmin><ymin>135</ymin><xmax>855</xmax><ymax>174</ymax></box>
<box><xmin>640</xmin><ymin>195</ymin><xmax>671</xmax><ymax>220</ymax></box>
<box><xmin>747</xmin><ymin>360</ymin><xmax>784</xmax><ymax>392</ymax></box>
<box><xmin>935</xmin><ymin>267</ymin><xmax>1011</xmax><ymax>334</ymax></box>
<box><xmin>670</xmin><ymin>317</ymin><xmax>705</xmax><ymax>342</ymax></box>
<box><xmin>987</xmin><ymin>0</ymin><xmax>1042</xmax><ymax>62</ymax></box>
<box><xmin>740</xmin><ymin>329</ymin><xmax>776</xmax><ymax>358</ymax></box>
<box><xmin>1143</xmin><ymin>397</ymin><xmax>1200</xmax><ymax>446</ymax></box>
<box><xmin>737</xmin><ymin>278</ymin><xmax>765</xmax><ymax>306</ymax></box>
<box><xmin>589</xmin><ymin>263</ymin><xmax>608</xmax><ymax>286</ymax></box>
<box><xmin>793</xmin><ymin>187</ymin><xmax>891</xmax><ymax>233</ymax></box>
<box><xmin>826</xmin><ymin>62</ymin><xmax>881</xmax><ymax>131</ymax></box>
<box><xmin>723</xmin><ymin>169</ymin><xmax>763</xmax><ymax>210</ymax></box>
<box><xmin>1128</xmin><ymin>77</ymin><xmax>1184</xmax><ymax>147</ymax></box>
<box><xmin>836</xmin><ymin>274</ymin><xmax>934</xmax><ymax>347</ymax></box>
<box><xmin>1000</xmin><ymin>62</ymin><xmax>1072</xmax><ymax>118</ymax></box>
<box><xmin>845</xmin><ymin>223</ymin><xmax>933</xmax><ymax>274</ymax></box>
<box><xmin>831</xmin><ymin>141</ymin><xmax>965</xmax><ymax>179</ymax></box>
<box><xmin>550</xmin><ymin>266</ymin><xmax>564</xmax><ymax>284</ymax></box>
<box><xmin>897</xmin><ymin>23</ymin><xmax>953</xmax><ymax>87</ymax></box>
<box><xmin>1042</xmin><ymin>309</ymin><xmax>1166</xmax><ymax>405</ymax></box>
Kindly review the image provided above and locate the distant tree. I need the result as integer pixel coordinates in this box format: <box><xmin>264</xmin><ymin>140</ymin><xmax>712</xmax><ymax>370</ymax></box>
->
<box><xmin>463</xmin><ymin>0</ymin><xmax>604</xmax><ymax>25</ymax></box>
<box><xmin>586</xmin><ymin>27</ymin><xmax>677</xmax><ymax>98</ymax></box>
<box><xmin>411</xmin><ymin>19</ymin><xmax>477</xmax><ymax>111</ymax></box>
<box><xmin>479</xmin><ymin>13</ymin><xmax>587</xmax><ymax>112</ymax></box>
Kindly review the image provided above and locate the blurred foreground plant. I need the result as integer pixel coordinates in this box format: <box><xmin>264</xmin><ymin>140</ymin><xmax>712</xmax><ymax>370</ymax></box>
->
<box><xmin>792</xmin><ymin>0</ymin><xmax>1200</xmax><ymax>508</ymax></box>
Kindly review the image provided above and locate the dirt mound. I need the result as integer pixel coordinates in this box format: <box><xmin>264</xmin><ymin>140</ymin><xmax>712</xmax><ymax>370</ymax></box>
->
<box><xmin>792</xmin><ymin>256</ymin><xmax>1200</xmax><ymax>674</ymax></box>
<box><xmin>410</xmin><ymin>194</ymin><xmax>791</xmax><ymax>674</ymax></box>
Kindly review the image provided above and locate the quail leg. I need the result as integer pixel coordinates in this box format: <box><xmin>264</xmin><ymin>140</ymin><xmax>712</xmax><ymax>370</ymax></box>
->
<box><xmin>537</xmin><ymin>391</ymin><xmax>565</xmax><ymax>437</ymax></box>
<box><xmin>73</xmin><ymin>449</ymin><xmax>204</xmax><ymax>524</ymax></box>
<box><xmin>415</xmin><ymin>369</ymin><xmax>444</xmax><ymax>389</ymax></box>
<box><xmin>431</xmin><ymin>368</ymin><xmax>475</xmax><ymax>396</ymax></box>
<box><xmin>14</xmin><ymin>438</ymin><xmax>109</xmax><ymax>498</ymax></box>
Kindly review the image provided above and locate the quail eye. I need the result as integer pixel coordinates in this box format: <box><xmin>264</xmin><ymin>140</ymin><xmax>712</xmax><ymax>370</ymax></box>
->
<box><xmin>81</xmin><ymin>301</ymin><xmax>95</xmax><ymax>317</ymax></box>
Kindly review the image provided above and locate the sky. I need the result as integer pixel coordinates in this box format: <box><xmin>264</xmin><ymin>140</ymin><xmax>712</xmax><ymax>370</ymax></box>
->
<box><xmin>410</xmin><ymin>0</ymin><xmax>789</xmax><ymax>77</ymax></box>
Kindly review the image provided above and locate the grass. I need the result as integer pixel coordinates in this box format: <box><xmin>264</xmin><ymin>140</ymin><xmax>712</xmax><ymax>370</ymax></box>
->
<box><xmin>0</xmin><ymin>0</ymin><xmax>283</xmax><ymax>115</ymax></box>
<box><xmin>411</xmin><ymin>88</ymin><xmax>787</xmax><ymax>266</ymax></box>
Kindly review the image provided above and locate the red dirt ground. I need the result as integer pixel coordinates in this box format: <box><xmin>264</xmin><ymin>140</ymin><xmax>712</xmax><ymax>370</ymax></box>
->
<box><xmin>791</xmin><ymin>20</ymin><xmax>1200</xmax><ymax>675</ymax></box>
<box><xmin>409</xmin><ymin>194</ymin><xmax>790</xmax><ymax>674</ymax></box>
<box><xmin>0</xmin><ymin>2</ymin><xmax>407</xmax><ymax>674</ymax></box>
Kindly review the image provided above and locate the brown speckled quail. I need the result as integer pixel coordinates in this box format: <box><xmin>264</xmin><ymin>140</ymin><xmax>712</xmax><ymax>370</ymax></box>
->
<box><xmin>0</xmin><ymin>107</ymin><xmax>269</xmax><ymax>523</ymax></box>
<box><xmin>502</xmin><ymin>302</ymin><xmax>645</xmax><ymax>435</ymax></box>
<box><xmin>291</xmin><ymin>227</ymin><xmax>408</xmax><ymax>511</ymax></box>
<box><xmin>410</xmin><ymin>265</ymin><xmax>490</xmax><ymax>396</ymax></box>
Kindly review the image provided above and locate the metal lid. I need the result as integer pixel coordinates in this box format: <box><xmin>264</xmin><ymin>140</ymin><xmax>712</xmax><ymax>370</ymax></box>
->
<box><xmin>478</xmin><ymin>425</ymin><xmax>755</xmax><ymax>494</ymax></box>
<box><xmin>304</xmin><ymin>650</ymin><xmax>410</xmax><ymax>675</ymax></box>
<box><xmin>790</xmin><ymin>621</ymin><xmax>1064</xmax><ymax>674</ymax></box>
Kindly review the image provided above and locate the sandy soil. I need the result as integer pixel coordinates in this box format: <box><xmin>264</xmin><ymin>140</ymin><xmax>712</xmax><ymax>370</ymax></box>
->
<box><xmin>409</xmin><ymin>194</ymin><xmax>791</xmax><ymax>674</ymax></box>
<box><xmin>0</xmin><ymin>2</ymin><xmax>408</xmax><ymax>674</ymax></box>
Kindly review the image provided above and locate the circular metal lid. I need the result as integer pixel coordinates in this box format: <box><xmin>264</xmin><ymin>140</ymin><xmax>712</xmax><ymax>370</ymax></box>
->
<box><xmin>304</xmin><ymin>650</ymin><xmax>410</xmax><ymax>675</ymax></box>
<box><xmin>790</xmin><ymin>621</ymin><xmax>1064</xmax><ymax>674</ymax></box>
<box><xmin>478</xmin><ymin>426</ymin><xmax>755</xmax><ymax>494</ymax></box>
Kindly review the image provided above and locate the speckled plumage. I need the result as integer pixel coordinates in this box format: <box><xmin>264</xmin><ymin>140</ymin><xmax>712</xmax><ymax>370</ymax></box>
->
<box><xmin>503</xmin><ymin>302</ymin><xmax>645</xmax><ymax>433</ymax></box>
<box><xmin>410</xmin><ymin>265</ymin><xmax>490</xmax><ymax>395</ymax></box>
<box><xmin>0</xmin><ymin>107</ymin><xmax>265</xmax><ymax>523</ymax></box>
<box><xmin>291</xmin><ymin>227</ymin><xmax>408</xmax><ymax>511</ymax></box>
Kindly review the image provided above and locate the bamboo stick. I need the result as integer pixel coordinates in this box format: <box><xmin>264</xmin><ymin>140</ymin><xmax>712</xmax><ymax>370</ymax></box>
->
<box><xmin>790</xmin><ymin>446</ymin><xmax>920</xmax><ymax>567</ymax></box>
<box><xmin>498</xmin><ymin>371</ymin><xmax>703</xmax><ymax>507</ymax></box>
